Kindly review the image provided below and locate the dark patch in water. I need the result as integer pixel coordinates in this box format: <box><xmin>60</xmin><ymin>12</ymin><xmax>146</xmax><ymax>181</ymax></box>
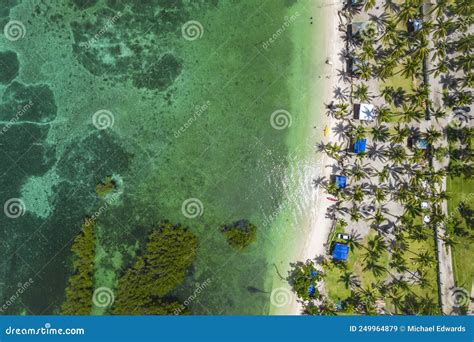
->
<box><xmin>0</xmin><ymin>51</ymin><xmax>19</xmax><ymax>85</ymax></box>
<box><xmin>133</xmin><ymin>53</ymin><xmax>182</xmax><ymax>91</ymax></box>
<box><xmin>0</xmin><ymin>82</ymin><xmax>57</xmax><ymax>122</ymax></box>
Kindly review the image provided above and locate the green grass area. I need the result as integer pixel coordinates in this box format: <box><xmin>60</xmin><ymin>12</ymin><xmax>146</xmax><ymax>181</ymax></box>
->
<box><xmin>402</xmin><ymin>232</ymin><xmax>439</xmax><ymax>303</ymax></box>
<box><xmin>381</xmin><ymin>67</ymin><xmax>414</xmax><ymax>91</ymax></box>
<box><xmin>324</xmin><ymin>231</ymin><xmax>390</xmax><ymax>303</ymax></box>
<box><xmin>447</xmin><ymin>175</ymin><xmax>474</xmax><ymax>291</ymax></box>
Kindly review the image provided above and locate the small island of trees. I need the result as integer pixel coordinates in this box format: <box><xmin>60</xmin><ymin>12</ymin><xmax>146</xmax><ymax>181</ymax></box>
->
<box><xmin>220</xmin><ymin>219</ymin><xmax>257</xmax><ymax>250</ymax></box>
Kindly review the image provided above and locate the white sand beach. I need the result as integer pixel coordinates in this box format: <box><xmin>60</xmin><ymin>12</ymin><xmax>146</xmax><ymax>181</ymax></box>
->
<box><xmin>286</xmin><ymin>0</ymin><xmax>346</xmax><ymax>315</ymax></box>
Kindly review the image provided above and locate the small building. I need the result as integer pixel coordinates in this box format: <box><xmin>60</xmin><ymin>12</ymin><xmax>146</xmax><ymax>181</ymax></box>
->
<box><xmin>310</xmin><ymin>270</ymin><xmax>318</xmax><ymax>279</ymax></box>
<box><xmin>408</xmin><ymin>19</ymin><xmax>423</xmax><ymax>33</ymax></box>
<box><xmin>353</xmin><ymin>103</ymin><xmax>375</xmax><ymax>121</ymax></box>
<box><xmin>347</xmin><ymin>57</ymin><xmax>361</xmax><ymax>77</ymax></box>
<box><xmin>348</xmin><ymin>22</ymin><xmax>369</xmax><ymax>40</ymax></box>
<box><xmin>308</xmin><ymin>284</ymin><xmax>316</xmax><ymax>297</ymax></box>
<box><xmin>353</xmin><ymin>138</ymin><xmax>367</xmax><ymax>154</ymax></box>
<box><xmin>333</xmin><ymin>243</ymin><xmax>349</xmax><ymax>261</ymax></box>
<box><xmin>335</xmin><ymin>175</ymin><xmax>347</xmax><ymax>189</ymax></box>
<box><xmin>415</xmin><ymin>138</ymin><xmax>428</xmax><ymax>149</ymax></box>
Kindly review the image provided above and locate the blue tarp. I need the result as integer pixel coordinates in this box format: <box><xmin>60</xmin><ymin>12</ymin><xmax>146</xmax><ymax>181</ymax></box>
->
<box><xmin>416</xmin><ymin>139</ymin><xmax>428</xmax><ymax>149</ymax></box>
<box><xmin>333</xmin><ymin>243</ymin><xmax>349</xmax><ymax>261</ymax></box>
<box><xmin>308</xmin><ymin>284</ymin><xmax>316</xmax><ymax>296</ymax></box>
<box><xmin>354</xmin><ymin>138</ymin><xmax>367</xmax><ymax>154</ymax></box>
<box><xmin>335</xmin><ymin>175</ymin><xmax>347</xmax><ymax>189</ymax></box>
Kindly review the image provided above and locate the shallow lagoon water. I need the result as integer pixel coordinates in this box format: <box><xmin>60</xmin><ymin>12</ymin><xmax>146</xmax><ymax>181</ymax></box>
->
<box><xmin>0</xmin><ymin>0</ymin><xmax>324</xmax><ymax>315</ymax></box>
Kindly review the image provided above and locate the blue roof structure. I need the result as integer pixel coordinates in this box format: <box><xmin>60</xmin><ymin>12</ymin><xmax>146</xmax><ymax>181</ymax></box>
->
<box><xmin>310</xmin><ymin>270</ymin><xmax>318</xmax><ymax>278</ymax></box>
<box><xmin>335</xmin><ymin>175</ymin><xmax>347</xmax><ymax>189</ymax></box>
<box><xmin>333</xmin><ymin>243</ymin><xmax>349</xmax><ymax>261</ymax></box>
<box><xmin>308</xmin><ymin>284</ymin><xmax>316</xmax><ymax>297</ymax></box>
<box><xmin>416</xmin><ymin>139</ymin><xmax>428</xmax><ymax>149</ymax></box>
<box><xmin>354</xmin><ymin>138</ymin><xmax>367</xmax><ymax>154</ymax></box>
<box><xmin>408</xmin><ymin>19</ymin><xmax>423</xmax><ymax>32</ymax></box>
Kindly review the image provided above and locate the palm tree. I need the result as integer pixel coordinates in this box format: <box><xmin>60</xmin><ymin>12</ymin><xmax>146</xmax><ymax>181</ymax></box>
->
<box><xmin>364</xmin><ymin>234</ymin><xmax>387</xmax><ymax>260</ymax></box>
<box><xmin>352</xmin><ymin>185</ymin><xmax>365</xmax><ymax>202</ymax></box>
<box><xmin>391</xmin><ymin>124</ymin><xmax>409</xmax><ymax>143</ymax></box>
<box><xmin>388</xmin><ymin>145</ymin><xmax>408</xmax><ymax>165</ymax></box>
<box><xmin>429</xmin><ymin>0</ymin><xmax>448</xmax><ymax>17</ymax></box>
<box><xmin>364</xmin><ymin>0</ymin><xmax>376</xmax><ymax>11</ymax></box>
<box><xmin>431</xmin><ymin>107</ymin><xmax>447</xmax><ymax>122</ymax></box>
<box><xmin>375</xmin><ymin>105</ymin><xmax>392</xmax><ymax>123</ymax></box>
<box><xmin>395</xmin><ymin>1</ymin><xmax>420</xmax><ymax>25</ymax></box>
<box><xmin>400</xmin><ymin>57</ymin><xmax>420</xmax><ymax>80</ymax></box>
<box><xmin>424</xmin><ymin>126</ymin><xmax>442</xmax><ymax>145</ymax></box>
<box><xmin>411</xmin><ymin>250</ymin><xmax>435</xmax><ymax>268</ymax></box>
<box><xmin>383</xmin><ymin>0</ymin><xmax>399</xmax><ymax>13</ymax></box>
<box><xmin>353</xmin><ymin>84</ymin><xmax>371</xmax><ymax>102</ymax></box>
<box><xmin>364</xmin><ymin>261</ymin><xmax>386</xmax><ymax>278</ymax></box>
<box><xmin>371</xmin><ymin>125</ymin><xmax>390</xmax><ymax>142</ymax></box>
<box><xmin>347</xmin><ymin>230</ymin><xmax>362</xmax><ymax>251</ymax></box>
<box><xmin>339</xmin><ymin>272</ymin><xmax>361</xmax><ymax>290</ymax></box>
<box><xmin>352</xmin><ymin>125</ymin><xmax>367</xmax><ymax>140</ymax></box>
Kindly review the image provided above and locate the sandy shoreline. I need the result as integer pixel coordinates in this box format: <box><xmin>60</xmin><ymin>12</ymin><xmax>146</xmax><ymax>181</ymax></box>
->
<box><xmin>286</xmin><ymin>0</ymin><xmax>345</xmax><ymax>315</ymax></box>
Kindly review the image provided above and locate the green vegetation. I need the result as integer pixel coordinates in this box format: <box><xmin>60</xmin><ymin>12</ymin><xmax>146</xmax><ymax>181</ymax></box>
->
<box><xmin>220</xmin><ymin>220</ymin><xmax>257</xmax><ymax>250</ymax></box>
<box><xmin>61</xmin><ymin>220</ymin><xmax>198</xmax><ymax>315</ymax></box>
<box><xmin>301</xmin><ymin>0</ymin><xmax>474</xmax><ymax>315</ymax></box>
<box><xmin>0</xmin><ymin>50</ymin><xmax>19</xmax><ymax>85</ymax></box>
<box><xmin>112</xmin><ymin>221</ymin><xmax>198</xmax><ymax>315</ymax></box>
<box><xmin>288</xmin><ymin>260</ymin><xmax>323</xmax><ymax>301</ymax></box>
<box><xmin>61</xmin><ymin>220</ymin><xmax>96</xmax><ymax>315</ymax></box>
<box><xmin>447</xmin><ymin>176</ymin><xmax>474</xmax><ymax>291</ymax></box>
<box><xmin>95</xmin><ymin>176</ymin><xmax>116</xmax><ymax>197</ymax></box>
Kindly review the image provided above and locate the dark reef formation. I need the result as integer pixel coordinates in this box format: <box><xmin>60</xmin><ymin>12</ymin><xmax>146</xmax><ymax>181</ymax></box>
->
<box><xmin>0</xmin><ymin>51</ymin><xmax>19</xmax><ymax>85</ymax></box>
